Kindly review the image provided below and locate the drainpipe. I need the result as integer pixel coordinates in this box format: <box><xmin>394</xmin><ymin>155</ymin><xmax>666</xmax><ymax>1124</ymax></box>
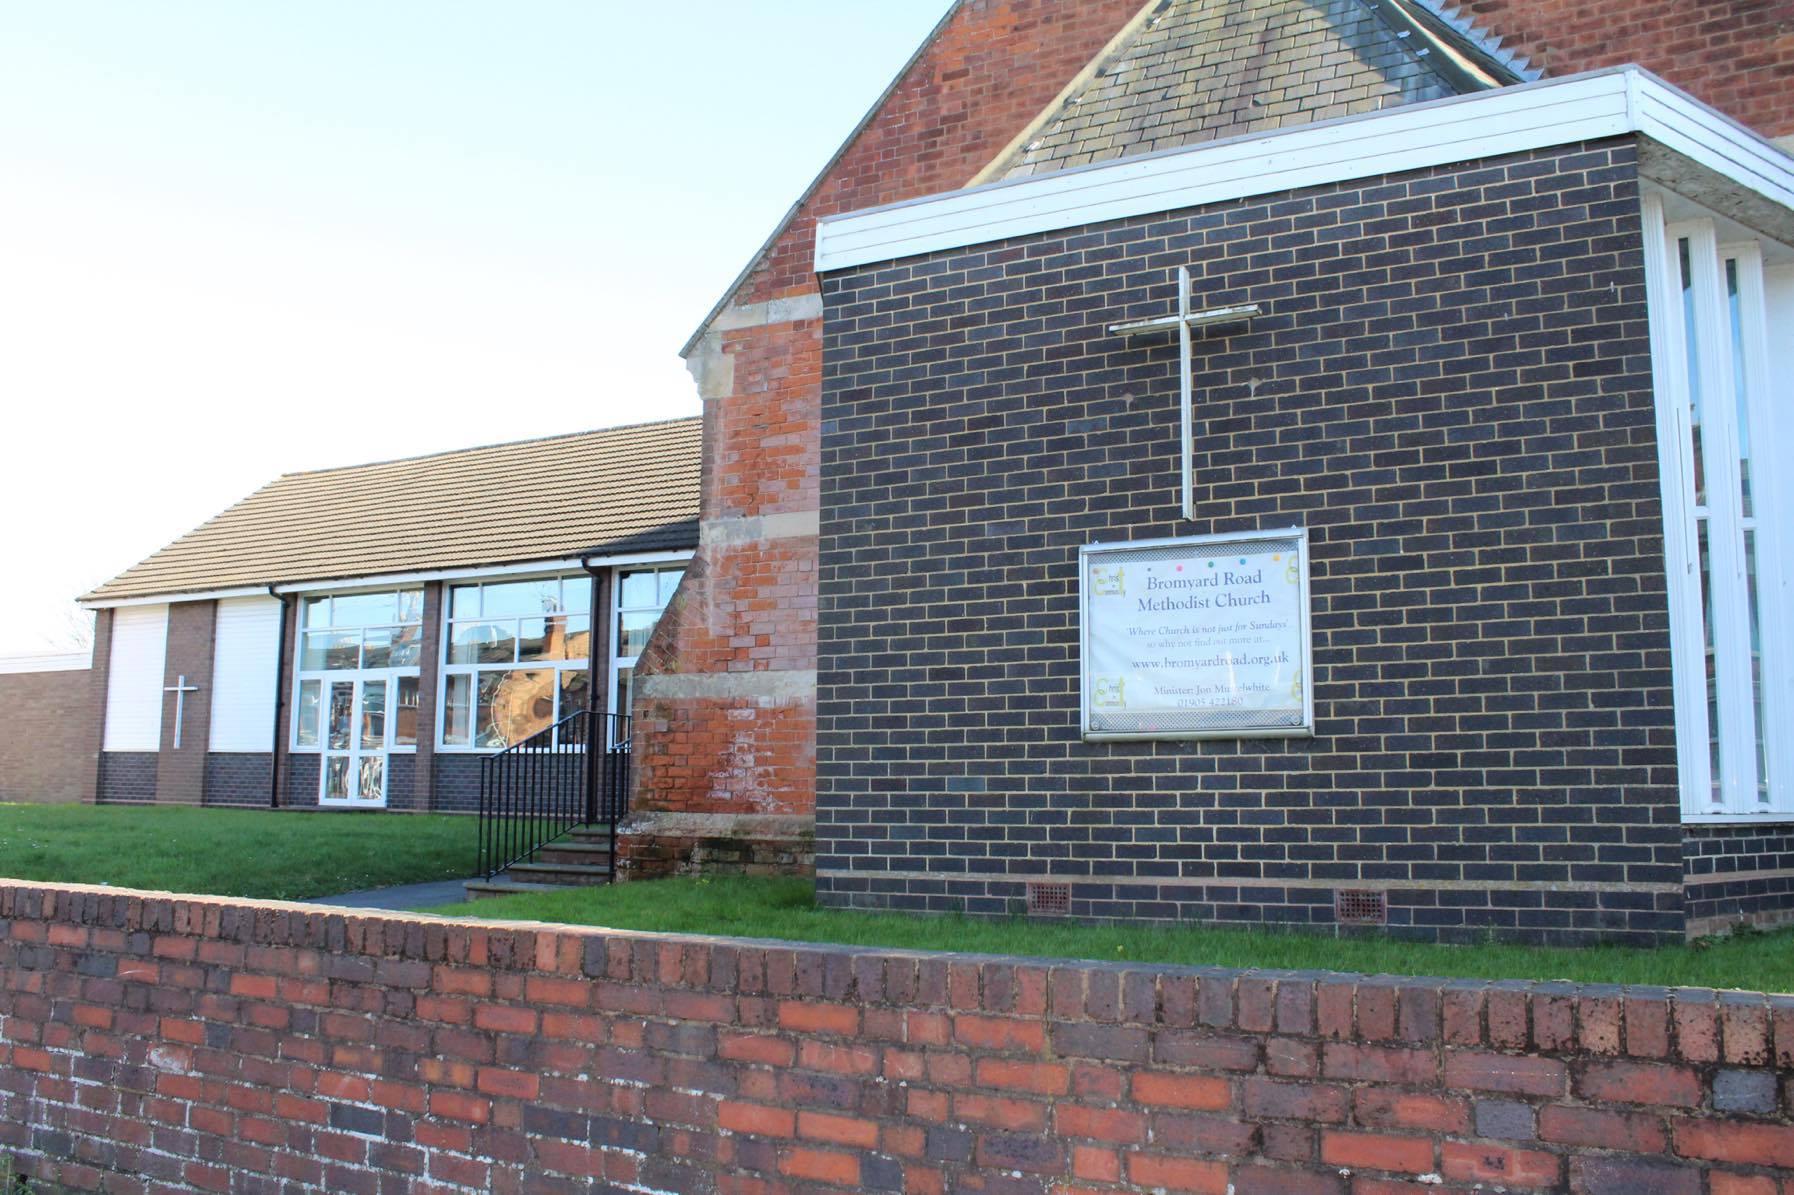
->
<box><xmin>578</xmin><ymin>556</ymin><xmax>605</xmax><ymax>825</ymax></box>
<box><xmin>267</xmin><ymin>584</ymin><xmax>293</xmax><ymax>808</ymax></box>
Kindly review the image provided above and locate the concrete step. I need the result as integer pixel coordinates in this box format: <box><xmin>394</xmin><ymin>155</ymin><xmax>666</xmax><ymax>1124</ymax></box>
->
<box><xmin>502</xmin><ymin>861</ymin><xmax>614</xmax><ymax>886</ymax></box>
<box><xmin>536</xmin><ymin>841</ymin><xmax>613</xmax><ymax>867</ymax></box>
<box><xmin>563</xmin><ymin>824</ymin><xmax>613</xmax><ymax>844</ymax></box>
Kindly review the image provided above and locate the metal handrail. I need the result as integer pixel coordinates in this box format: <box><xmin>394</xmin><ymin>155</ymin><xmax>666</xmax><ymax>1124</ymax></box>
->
<box><xmin>476</xmin><ymin>707</ymin><xmax>631</xmax><ymax>880</ymax></box>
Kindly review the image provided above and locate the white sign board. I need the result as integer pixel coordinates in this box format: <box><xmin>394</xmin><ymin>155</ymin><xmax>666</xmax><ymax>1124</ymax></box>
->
<box><xmin>1079</xmin><ymin>528</ymin><xmax>1312</xmax><ymax>740</ymax></box>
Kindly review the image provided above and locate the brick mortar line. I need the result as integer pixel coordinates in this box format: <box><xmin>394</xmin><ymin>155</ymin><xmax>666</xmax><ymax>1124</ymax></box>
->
<box><xmin>818</xmin><ymin>868</ymin><xmax>1686</xmax><ymax>894</ymax></box>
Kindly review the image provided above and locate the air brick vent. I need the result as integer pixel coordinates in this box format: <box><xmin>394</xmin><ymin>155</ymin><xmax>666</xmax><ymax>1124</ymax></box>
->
<box><xmin>1335</xmin><ymin>889</ymin><xmax>1388</xmax><ymax>926</ymax></box>
<box><xmin>1027</xmin><ymin>881</ymin><xmax>1072</xmax><ymax>918</ymax></box>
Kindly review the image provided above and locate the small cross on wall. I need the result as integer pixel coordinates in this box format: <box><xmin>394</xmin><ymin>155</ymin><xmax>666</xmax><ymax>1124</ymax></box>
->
<box><xmin>164</xmin><ymin>674</ymin><xmax>200</xmax><ymax>749</ymax></box>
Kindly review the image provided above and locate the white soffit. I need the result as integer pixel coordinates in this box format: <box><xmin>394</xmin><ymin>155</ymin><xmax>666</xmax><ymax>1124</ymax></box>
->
<box><xmin>814</xmin><ymin>67</ymin><xmax>1794</xmax><ymax>273</ymax></box>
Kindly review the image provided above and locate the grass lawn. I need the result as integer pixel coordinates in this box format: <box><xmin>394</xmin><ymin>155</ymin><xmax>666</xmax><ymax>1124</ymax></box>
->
<box><xmin>0</xmin><ymin>804</ymin><xmax>475</xmax><ymax>901</ymax></box>
<box><xmin>429</xmin><ymin>876</ymin><xmax>1794</xmax><ymax>993</ymax></box>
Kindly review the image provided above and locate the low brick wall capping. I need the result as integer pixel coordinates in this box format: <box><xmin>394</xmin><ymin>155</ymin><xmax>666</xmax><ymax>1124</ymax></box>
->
<box><xmin>3</xmin><ymin>880</ymin><xmax>1792</xmax><ymax>1193</ymax></box>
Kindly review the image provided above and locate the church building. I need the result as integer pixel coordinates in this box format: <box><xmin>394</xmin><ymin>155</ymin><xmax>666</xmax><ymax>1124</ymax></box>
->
<box><xmin>628</xmin><ymin>0</ymin><xmax>1794</xmax><ymax>943</ymax></box>
<box><xmin>73</xmin><ymin>418</ymin><xmax>697</xmax><ymax>811</ymax></box>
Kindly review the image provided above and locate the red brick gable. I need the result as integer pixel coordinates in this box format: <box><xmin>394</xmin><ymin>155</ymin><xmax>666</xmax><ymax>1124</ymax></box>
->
<box><xmin>732</xmin><ymin>0</ymin><xmax>1153</xmax><ymax>309</ymax></box>
<box><xmin>1454</xmin><ymin>0</ymin><xmax>1794</xmax><ymax>138</ymax></box>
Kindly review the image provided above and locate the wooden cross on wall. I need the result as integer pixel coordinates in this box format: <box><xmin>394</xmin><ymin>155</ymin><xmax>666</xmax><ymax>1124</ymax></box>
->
<box><xmin>1108</xmin><ymin>265</ymin><xmax>1259</xmax><ymax>521</ymax></box>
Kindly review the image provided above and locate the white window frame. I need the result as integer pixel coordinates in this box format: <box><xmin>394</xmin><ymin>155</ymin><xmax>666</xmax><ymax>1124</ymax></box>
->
<box><xmin>435</xmin><ymin>571</ymin><xmax>594</xmax><ymax>753</ymax></box>
<box><xmin>1641</xmin><ymin>189</ymin><xmax>1794</xmax><ymax>822</ymax></box>
<box><xmin>608</xmin><ymin>563</ymin><xmax>687</xmax><ymax>733</ymax></box>
<box><xmin>289</xmin><ymin>587</ymin><xmax>424</xmax><ymax>756</ymax></box>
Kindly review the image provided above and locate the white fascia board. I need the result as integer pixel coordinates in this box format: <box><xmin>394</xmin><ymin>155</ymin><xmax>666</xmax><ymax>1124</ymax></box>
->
<box><xmin>81</xmin><ymin>586</ymin><xmax>270</xmax><ymax>610</ymax></box>
<box><xmin>579</xmin><ymin>547</ymin><xmax>696</xmax><ymax>569</ymax></box>
<box><xmin>83</xmin><ymin>551</ymin><xmax>700</xmax><ymax>608</ymax></box>
<box><xmin>815</xmin><ymin>66</ymin><xmax>1794</xmax><ymax>274</ymax></box>
<box><xmin>1629</xmin><ymin>74</ymin><xmax>1794</xmax><ymax>216</ymax></box>
<box><xmin>274</xmin><ymin>558</ymin><xmax>590</xmax><ymax>594</ymax></box>
<box><xmin>273</xmin><ymin>550</ymin><xmax>695</xmax><ymax>595</ymax></box>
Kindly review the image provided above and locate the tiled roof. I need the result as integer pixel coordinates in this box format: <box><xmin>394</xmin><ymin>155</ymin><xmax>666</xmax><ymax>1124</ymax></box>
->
<box><xmin>84</xmin><ymin>417</ymin><xmax>702</xmax><ymax>602</ymax></box>
<box><xmin>996</xmin><ymin>0</ymin><xmax>1469</xmax><ymax>180</ymax></box>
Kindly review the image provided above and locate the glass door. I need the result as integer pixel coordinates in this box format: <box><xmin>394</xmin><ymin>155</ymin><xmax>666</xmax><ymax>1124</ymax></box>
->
<box><xmin>320</xmin><ymin>676</ymin><xmax>389</xmax><ymax>807</ymax></box>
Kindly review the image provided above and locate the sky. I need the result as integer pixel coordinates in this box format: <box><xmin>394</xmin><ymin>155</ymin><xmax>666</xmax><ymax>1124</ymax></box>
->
<box><xmin>0</xmin><ymin>0</ymin><xmax>953</xmax><ymax>656</ymax></box>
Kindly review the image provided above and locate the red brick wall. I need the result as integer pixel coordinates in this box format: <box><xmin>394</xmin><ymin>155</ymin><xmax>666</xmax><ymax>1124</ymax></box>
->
<box><xmin>4</xmin><ymin>881</ymin><xmax>1794</xmax><ymax>1193</ymax></box>
<box><xmin>0</xmin><ymin>667</ymin><xmax>97</xmax><ymax>805</ymax></box>
<box><xmin>1456</xmin><ymin>0</ymin><xmax>1794</xmax><ymax>139</ymax></box>
<box><xmin>736</xmin><ymin>0</ymin><xmax>1157</xmax><ymax>305</ymax></box>
<box><xmin>631</xmin><ymin>0</ymin><xmax>1152</xmax><ymax>866</ymax></box>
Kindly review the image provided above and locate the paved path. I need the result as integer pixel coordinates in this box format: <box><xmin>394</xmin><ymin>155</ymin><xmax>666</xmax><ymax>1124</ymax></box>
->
<box><xmin>308</xmin><ymin>878</ymin><xmax>472</xmax><ymax>911</ymax></box>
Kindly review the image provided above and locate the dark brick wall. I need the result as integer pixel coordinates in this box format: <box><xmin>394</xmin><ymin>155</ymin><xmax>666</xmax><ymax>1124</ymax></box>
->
<box><xmin>1685</xmin><ymin>825</ymin><xmax>1794</xmax><ymax>937</ymax></box>
<box><xmin>96</xmin><ymin>753</ymin><xmax>157</xmax><ymax>804</ymax></box>
<box><xmin>433</xmin><ymin>753</ymin><xmax>483</xmax><ymax>814</ymax></box>
<box><xmin>282</xmin><ymin>754</ymin><xmax>319</xmax><ymax>809</ymax></box>
<box><xmin>201</xmin><ymin>754</ymin><xmax>272</xmax><ymax>807</ymax></box>
<box><xmin>0</xmin><ymin>666</ymin><xmax>96</xmax><ymax>804</ymax></box>
<box><xmin>816</xmin><ymin>138</ymin><xmax>1683</xmax><ymax>945</ymax></box>
<box><xmin>5</xmin><ymin>880</ymin><xmax>1794</xmax><ymax>1195</ymax></box>
<box><xmin>386</xmin><ymin>753</ymin><xmax>418</xmax><ymax>811</ymax></box>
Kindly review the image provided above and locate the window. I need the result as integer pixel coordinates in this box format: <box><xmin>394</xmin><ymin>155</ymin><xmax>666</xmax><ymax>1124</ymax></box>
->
<box><xmin>441</xmin><ymin>574</ymin><xmax>592</xmax><ymax>748</ymax></box>
<box><xmin>611</xmin><ymin>565</ymin><xmax>683</xmax><ymax>726</ymax></box>
<box><xmin>290</xmin><ymin>588</ymin><xmax>423</xmax><ymax>756</ymax></box>
<box><xmin>1642</xmin><ymin>192</ymin><xmax>1794</xmax><ymax>820</ymax></box>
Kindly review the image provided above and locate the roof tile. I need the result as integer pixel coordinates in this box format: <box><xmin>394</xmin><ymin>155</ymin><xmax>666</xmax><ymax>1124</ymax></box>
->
<box><xmin>84</xmin><ymin>417</ymin><xmax>701</xmax><ymax>602</ymax></box>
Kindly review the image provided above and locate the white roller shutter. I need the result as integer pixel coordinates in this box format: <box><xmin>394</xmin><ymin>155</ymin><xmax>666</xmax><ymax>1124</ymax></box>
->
<box><xmin>103</xmin><ymin>605</ymin><xmax>168</xmax><ymax>751</ymax></box>
<box><xmin>209</xmin><ymin>596</ymin><xmax>282</xmax><ymax>752</ymax></box>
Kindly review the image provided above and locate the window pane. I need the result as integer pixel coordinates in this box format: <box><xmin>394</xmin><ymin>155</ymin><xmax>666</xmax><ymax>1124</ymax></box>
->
<box><xmin>481</xmin><ymin>579</ymin><xmax>560</xmax><ymax>618</ymax></box>
<box><xmin>450</xmin><ymin>584</ymin><xmax>481</xmax><ymax>619</ymax></box>
<box><xmin>302</xmin><ymin>597</ymin><xmax>330</xmax><ymax>628</ymax></box>
<box><xmin>517</xmin><ymin>617</ymin><xmax>551</xmax><ymax>662</ymax></box>
<box><xmin>562</xmin><ymin>577</ymin><xmax>592</xmax><ymax>615</ymax></box>
<box><xmin>519</xmin><ymin>616</ymin><xmax>590</xmax><ymax>662</ymax></box>
<box><xmin>332</xmin><ymin>591</ymin><xmax>398</xmax><ymax>627</ymax></box>
<box><xmin>450</xmin><ymin>621</ymin><xmax>516</xmax><ymax>665</ymax></box>
<box><xmin>620</xmin><ymin>570</ymin><xmax>658</xmax><ymax>609</ymax></box>
<box><xmin>1747</xmin><ymin>528</ymin><xmax>1767</xmax><ymax>803</ymax></box>
<box><xmin>1699</xmin><ymin>519</ymin><xmax>1721</xmax><ymax>805</ymax></box>
<box><xmin>614</xmin><ymin>665</ymin><xmax>634</xmax><ymax>721</ymax></box>
<box><xmin>324</xmin><ymin>755</ymin><xmax>349</xmax><ymax>799</ymax></box>
<box><xmin>477</xmin><ymin>669</ymin><xmax>555</xmax><ymax>747</ymax></box>
<box><xmin>361</xmin><ymin>680</ymin><xmax>386</xmax><ymax>749</ymax></box>
<box><xmin>618</xmin><ymin>611</ymin><xmax>658</xmax><ymax>657</ymax></box>
<box><xmin>395</xmin><ymin>588</ymin><xmax>424</xmax><ymax>625</ymax></box>
<box><xmin>295</xmin><ymin>679</ymin><xmax>321</xmax><ymax>747</ymax></box>
<box><xmin>1679</xmin><ymin>238</ymin><xmax>1708</xmax><ymax>507</ymax></box>
<box><xmin>556</xmin><ymin>615</ymin><xmax>590</xmax><ymax>661</ymax></box>
<box><xmin>394</xmin><ymin>676</ymin><xmax>419</xmax><ymax>747</ymax></box>
<box><xmin>388</xmin><ymin>623</ymin><xmax>422</xmax><ymax>667</ymax></box>
<box><xmin>559</xmin><ymin>669</ymin><xmax>591</xmax><ymax>725</ymax></box>
<box><xmin>443</xmin><ymin>674</ymin><xmax>472</xmax><ymax>746</ymax></box>
<box><xmin>357</xmin><ymin>756</ymin><xmax>384</xmax><ymax>802</ymax></box>
<box><xmin>361</xmin><ymin>627</ymin><xmax>396</xmax><ymax>669</ymax></box>
<box><xmin>302</xmin><ymin>629</ymin><xmax>360</xmax><ymax>671</ymax></box>
<box><xmin>328</xmin><ymin>682</ymin><xmax>354</xmax><ymax>750</ymax></box>
<box><xmin>659</xmin><ymin>569</ymin><xmax>684</xmax><ymax>604</ymax></box>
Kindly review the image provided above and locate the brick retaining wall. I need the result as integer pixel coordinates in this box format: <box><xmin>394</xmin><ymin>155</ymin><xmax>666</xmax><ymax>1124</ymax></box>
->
<box><xmin>2</xmin><ymin>879</ymin><xmax>1791</xmax><ymax>1194</ymax></box>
